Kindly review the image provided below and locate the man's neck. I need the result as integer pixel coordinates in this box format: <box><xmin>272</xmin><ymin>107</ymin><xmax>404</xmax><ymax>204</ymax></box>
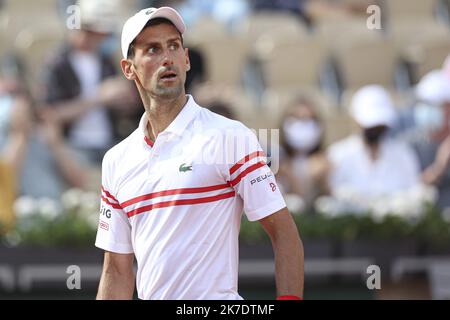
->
<box><xmin>144</xmin><ymin>93</ymin><xmax>188</xmax><ymax>141</ymax></box>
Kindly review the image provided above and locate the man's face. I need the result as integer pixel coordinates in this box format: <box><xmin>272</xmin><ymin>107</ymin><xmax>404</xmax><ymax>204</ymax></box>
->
<box><xmin>127</xmin><ymin>23</ymin><xmax>190</xmax><ymax>99</ymax></box>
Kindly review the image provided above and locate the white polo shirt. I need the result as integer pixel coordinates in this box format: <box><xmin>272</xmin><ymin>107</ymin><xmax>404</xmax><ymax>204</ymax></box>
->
<box><xmin>95</xmin><ymin>95</ymin><xmax>286</xmax><ymax>300</ymax></box>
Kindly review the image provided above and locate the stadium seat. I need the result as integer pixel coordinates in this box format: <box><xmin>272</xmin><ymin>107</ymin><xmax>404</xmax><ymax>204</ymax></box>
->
<box><xmin>388</xmin><ymin>18</ymin><xmax>450</xmax><ymax>48</ymax></box>
<box><xmin>253</xmin><ymin>35</ymin><xmax>326</xmax><ymax>92</ymax></box>
<box><xmin>333</xmin><ymin>36</ymin><xmax>398</xmax><ymax>92</ymax></box>
<box><xmin>408</xmin><ymin>38</ymin><xmax>450</xmax><ymax>83</ymax></box>
<box><xmin>3</xmin><ymin>0</ymin><xmax>61</xmax><ymax>40</ymax></box>
<box><xmin>237</xmin><ymin>12</ymin><xmax>310</xmax><ymax>43</ymax></box>
<box><xmin>192</xmin><ymin>82</ymin><xmax>259</xmax><ymax>129</ymax></box>
<box><xmin>190</xmin><ymin>35</ymin><xmax>248</xmax><ymax>88</ymax></box>
<box><xmin>389</xmin><ymin>19</ymin><xmax>450</xmax><ymax>83</ymax></box>
<box><xmin>184</xmin><ymin>16</ymin><xmax>228</xmax><ymax>46</ymax></box>
<box><xmin>259</xmin><ymin>87</ymin><xmax>337</xmax><ymax>132</ymax></box>
<box><xmin>314</xmin><ymin>17</ymin><xmax>382</xmax><ymax>51</ymax></box>
<box><xmin>382</xmin><ymin>0</ymin><xmax>438</xmax><ymax>21</ymax></box>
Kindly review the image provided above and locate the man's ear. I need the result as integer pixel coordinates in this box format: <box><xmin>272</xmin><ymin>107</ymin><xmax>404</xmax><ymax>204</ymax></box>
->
<box><xmin>185</xmin><ymin>48</ymin><xmax>191</xmax><ymax>72</ymax></box>
<box><xmin>121</xmin><ymin>59</ymin><xmax>136</xmax><ymax>80</ymax></box>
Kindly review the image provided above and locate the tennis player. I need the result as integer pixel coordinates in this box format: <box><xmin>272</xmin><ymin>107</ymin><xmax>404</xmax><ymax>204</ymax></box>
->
<box><xmin>95</xmin><ymin>6</ymin><xmax>304</xmax><ymax>300</ymax></box>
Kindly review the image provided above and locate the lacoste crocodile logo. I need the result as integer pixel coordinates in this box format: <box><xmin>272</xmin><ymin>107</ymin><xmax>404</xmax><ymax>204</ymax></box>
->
<box><xmin>179</xmin><ymin>163</ymin><xmax>192</xmax><ymax>172</ymax></box>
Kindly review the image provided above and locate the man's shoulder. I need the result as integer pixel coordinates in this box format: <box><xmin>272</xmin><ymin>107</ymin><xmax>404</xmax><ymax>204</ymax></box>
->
<box><xmin>102</xmin><ymin>128</ymin><xmax>140</xmax><ymax>168</ymax></box>
<box><xmin>196</xmin><ymin>106</ymin><xmax>252</xmax><ymax>135</ymax></box>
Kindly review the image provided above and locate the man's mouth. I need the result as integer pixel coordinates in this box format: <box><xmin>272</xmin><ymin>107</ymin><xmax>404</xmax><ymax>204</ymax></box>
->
<box><xmin>159</xmin><ymin>71</ymin><xmax>178</xmax><ymax>81</ymax></box>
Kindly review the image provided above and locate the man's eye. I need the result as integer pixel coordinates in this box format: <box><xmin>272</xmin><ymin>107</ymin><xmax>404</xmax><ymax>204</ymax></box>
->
<box><xmin>148</xmin><ymin>47</ymin><xmax>159</xmax><ymax>54</ymax></box>
<box><xmin>169</xmin><ymin>43</ymin><xmax>179</xmax><ymax>50</ymax></box>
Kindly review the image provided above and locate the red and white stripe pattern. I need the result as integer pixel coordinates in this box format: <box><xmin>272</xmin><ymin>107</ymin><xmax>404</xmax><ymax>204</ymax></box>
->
<box><xmin>228</xmin><ymin>150</ymin><xmax>267</xmax><ymax>187</ymax></box>
<box><xmin>120</xmin><ymin>184</ymin><xmax>236</xmax><ymax>218</ymax></box>
<box><xmin>101</xmin><ymin>186</ymin><xmax>123</xmax><ymax>210</ymax></box>
<box><xmin>101</xmin><ymin>151</ymin><xmax>268</xmax><ymax>219</ymax></box>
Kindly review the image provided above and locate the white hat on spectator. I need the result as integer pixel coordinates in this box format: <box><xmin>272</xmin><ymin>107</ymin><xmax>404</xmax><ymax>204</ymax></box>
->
<box><xmin>350</xmin><ymin>85</ymin><xmax>397</xmax><ymax>128</ymax></box>
<box><xmin>121</xmin><ymin>7</ymin><xmax>186</xmax><ymax>59</ymax></box>
<box><xmin>77</xmin><ymin>0</ymin><xmax>121</xmax><ymax>34</ymax></box>
<box><xmin>416</xmin><ymin>69</ymin><xmax>450</xmax><ymax>106</ymax></box>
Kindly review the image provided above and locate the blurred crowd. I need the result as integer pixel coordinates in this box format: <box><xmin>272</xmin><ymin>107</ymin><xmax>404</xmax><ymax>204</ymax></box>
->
<box><xmin>2</xmin><ymin>0</ymin><xmax>450</xmax><ymax>231</ymax></box>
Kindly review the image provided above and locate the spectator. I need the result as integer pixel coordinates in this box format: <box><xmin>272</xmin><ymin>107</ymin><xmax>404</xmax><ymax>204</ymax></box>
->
<box><xmin>277</xmin><ymin>96</ymin><xmax>330</xmax><ymax>211</ymax></box>
<box><xmin>327</xmin><ymin>85</ymin><xmax>421</xmax><ymax>199</ymax></box>
<box><xmin>413</xmin><ymin>70</ymin><xmax>450</xmax><ymax>209</ymax></box>
<box><xmin>0</xmin><ymin>84</ymin><xmax>30</xmax><ymax>229</ymax></box>
<box><xmin>0</xmin><ymin>86</ymin><xmax>88</xmax><ymax>202</ymax></box>
<box><xmin>42</xmin><ymin>0</ymin><xmax>139</xmax><ymax>164</ymax></box>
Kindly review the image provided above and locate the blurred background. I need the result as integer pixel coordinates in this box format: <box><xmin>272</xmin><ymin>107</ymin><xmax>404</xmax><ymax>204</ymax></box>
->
<box><xmin>2</xmin><ymin>0</ymin><xmax>450</xmax><ymax>300</ymax></box>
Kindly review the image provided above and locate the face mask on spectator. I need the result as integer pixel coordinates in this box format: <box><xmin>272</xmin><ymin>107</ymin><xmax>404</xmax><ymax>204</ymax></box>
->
<box><xmin>283</xmin><ymin>117</ymin><xmax>322</xmax><ymax>152</ymax></box>
<box><xmin>363</xmin><ymin>126</ymin><xmax>388</xmax><ymax>145</ymax></box>
<box><xmin>414</xmin><ymin>102</ymin><xmax>444</xmax><ymax>132</ymax></box>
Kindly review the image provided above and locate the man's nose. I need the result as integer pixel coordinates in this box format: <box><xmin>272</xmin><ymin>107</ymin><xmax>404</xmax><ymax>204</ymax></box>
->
<box><xmin>161</xmin><ymin>50</ymin><xmax>174</xmax><ymax>66</ymax></box>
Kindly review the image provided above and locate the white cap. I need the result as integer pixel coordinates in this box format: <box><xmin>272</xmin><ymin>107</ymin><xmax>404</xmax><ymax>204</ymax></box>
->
<box><xmin>77</xmin><ymin>0</ymin><xmax>121</xmax><ymax>34</ymax></box>
<box><xmin>416</xmin><ymin>69</ymin><xmax>450</xmax><ymax>106</ymax></box>
<box><xmin>121</xmin><ymin>7</ymin><xmax>186</xmax><ymax>59</ymax></box>
<box><xmin>350</xmin><ymin>85</ymin><xmax>397</xmax><ymax>128</ymax></box>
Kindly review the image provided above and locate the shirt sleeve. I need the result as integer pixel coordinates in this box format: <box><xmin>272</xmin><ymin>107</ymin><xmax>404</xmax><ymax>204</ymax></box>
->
<box><xmin>95</xmin><ymin>152</ymin><xmax>134</xmax><ymax>254</ymax></box>
<box><xmin>223</xmin><ymin>125</ymin><xmax>287</xmax><ymax>221</ymax></box>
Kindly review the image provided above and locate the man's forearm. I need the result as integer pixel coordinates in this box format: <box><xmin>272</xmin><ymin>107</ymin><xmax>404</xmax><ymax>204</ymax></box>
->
<box><xmin>45</xmin><ymin>97</ymin><xmax>99</xmax><ymax>125</ymax></box>
<box><xmin>272</xmin><ymin>227</ymin><xmax>304</xmax><ymax>298</ymax></box>
<box><xmin>260</xmin><ymin>209</ymin><xmax>305</xmax><ymax>298</ymax></box>
<box><xmin>97</xmin><ymin>269</ymin><xmax>135</xmax><ymax>300</ymax></box>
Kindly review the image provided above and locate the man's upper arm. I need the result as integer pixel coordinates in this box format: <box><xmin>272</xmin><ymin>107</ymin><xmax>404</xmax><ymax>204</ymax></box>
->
<box><xmin>102</xmin><ymin>251</ymin><xmax>135</xmax><ymax>274</ymax></box>
<box><xmin>258</xmin><ymin>207</ymin><xmax>297</xmax><ymax>240</ymax></box>
<box><xmin>223</xmin><ymin>125</ymin><xmax>287</xmax><ymax>221</ymax></box>
<box><xmin>95</xmin><ymin>152</ymin><xmax>134</xmax><ymax>254</ymax></box>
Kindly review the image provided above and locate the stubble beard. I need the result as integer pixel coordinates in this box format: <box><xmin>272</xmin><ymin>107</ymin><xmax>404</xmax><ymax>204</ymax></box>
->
<box><xmin>154</xmin><ymin>81</ymin><xmax>183</xmax><ymax>100</ymax></box>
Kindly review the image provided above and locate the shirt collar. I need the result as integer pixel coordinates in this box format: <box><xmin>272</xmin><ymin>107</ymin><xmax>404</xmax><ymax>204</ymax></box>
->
<box><xmin>139</xmin><ymin>95</ymin><xmax>200</xmax><ymax>146</ymax></box>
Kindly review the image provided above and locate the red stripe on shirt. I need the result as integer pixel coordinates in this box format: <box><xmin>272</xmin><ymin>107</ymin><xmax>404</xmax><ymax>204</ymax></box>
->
<box><xmin>127</xmin><ymin>191</ymin><xmax>236</xmax><ymax>218</ymax></box>
<box><xmin>229</xmin><ymin>151</ymin><xmax>265</xmax><ymax>176</ymax></box>
<box><xmin>101</xmin><ymin>195</ymin><xmax>123</xmax><ymax>209</ymax></box>
<box><xmin>229</xmin><ymin>161</ymin><xmax>266</xmax><ymax>187</ymax></box>
<box><xmin>144</xmin><ymin>136</ymin><xmax>154</xmax><ymax>147</ymax></box>
<box><xmin>121</xmin><ymin>183</ymin><xmax>232</xmax><ymax>208</ymax></box>
<box><xmin>101</xmin><ymin>186</ymin><xmax>120</xmax><ymax>204</ymax></box>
